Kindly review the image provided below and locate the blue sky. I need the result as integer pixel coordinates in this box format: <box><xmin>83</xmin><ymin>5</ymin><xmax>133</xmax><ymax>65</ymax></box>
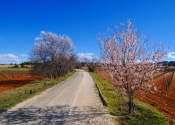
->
<box><xmin>0</xmin><ymin>0</ymin><xmax>174</xmax><ymax>64</ymax></box>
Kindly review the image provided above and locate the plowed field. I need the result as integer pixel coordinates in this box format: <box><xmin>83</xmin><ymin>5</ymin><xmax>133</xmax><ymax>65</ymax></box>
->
<box><xmin>97</xmin><ymin>71</ymin><xmax>175</xmax><ymax>122</ymax></box>
<box><xmin>0</xmin><ymin>71</ymin><xmax>41</xmax><ymax>93</ymax></box>
<box><xmin>135</xmin><ymin>72</ymin><xmax>175</xmax><ymax>122</ymax></box>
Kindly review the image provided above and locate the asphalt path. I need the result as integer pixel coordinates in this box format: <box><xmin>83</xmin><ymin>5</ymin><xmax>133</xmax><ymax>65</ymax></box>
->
<box><xmin>0</xmin><ymin>70</ymin><xmax>115</xmax><ymax>125</ymax></box>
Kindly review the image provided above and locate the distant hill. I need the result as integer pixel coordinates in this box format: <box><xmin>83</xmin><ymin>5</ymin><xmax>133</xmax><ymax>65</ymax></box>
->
<box><xmin>169</xmin><ymin>61</ymin><xmax>175</xmax><ymax>66</ymax></box>
<box><xmin>159</xmin><ymin>61</ymin><xmax>175</xmax><ymax>66</ymax></box>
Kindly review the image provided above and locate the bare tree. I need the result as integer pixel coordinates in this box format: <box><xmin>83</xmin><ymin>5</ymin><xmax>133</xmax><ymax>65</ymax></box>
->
<box><xmin>30</xmin><ymin>31</ymin><xmax>76</xmax><ymax>78</ymax></box>
<box><xmin>99</xmin><ymin>20</ymin><xmax>166</xmax><ymax>113</ymax></box>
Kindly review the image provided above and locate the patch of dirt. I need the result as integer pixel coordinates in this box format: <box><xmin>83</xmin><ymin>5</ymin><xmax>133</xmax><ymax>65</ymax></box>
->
<box><xmin>0</xmin><ymin>71</ymin><xmax>41</xmax><ymax>93</ymax></box>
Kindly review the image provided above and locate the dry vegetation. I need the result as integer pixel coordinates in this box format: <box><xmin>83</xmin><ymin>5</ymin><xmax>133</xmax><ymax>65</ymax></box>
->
<box><xmin>0</xmin><ymin>64</ymin><xmax>15</xmax><ymax>68</ymax></box>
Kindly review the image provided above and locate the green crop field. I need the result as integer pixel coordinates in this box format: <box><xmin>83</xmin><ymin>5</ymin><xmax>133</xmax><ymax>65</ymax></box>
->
<box><xmin>0</xmin><ymin>68</ymin><xmax>29</xmax><ymax>71</ymax></box>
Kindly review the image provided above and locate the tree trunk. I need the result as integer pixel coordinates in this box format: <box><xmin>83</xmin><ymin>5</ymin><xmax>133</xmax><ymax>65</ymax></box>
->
<box><xmin>128</xmin><ymin>95</ymin><xmax>134</xmax><ymax>113</ymax></box>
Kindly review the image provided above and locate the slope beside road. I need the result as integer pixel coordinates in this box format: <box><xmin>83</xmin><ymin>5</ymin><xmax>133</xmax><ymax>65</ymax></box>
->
<box><xmin>0</xmin><ymin>70</ymin><xmax>115</xmax><ymax>125</ymax></box>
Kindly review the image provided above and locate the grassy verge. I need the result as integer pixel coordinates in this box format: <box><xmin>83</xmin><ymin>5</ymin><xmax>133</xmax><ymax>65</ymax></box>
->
<box><xmin>0</xmin><ymin>70</ymin><xmax>76</xmax><ymax>112</ymax></box>
<box><xmin>0</xmin><ymin>68</ymin><xmax>29</xmax><ymax>71</ymax></box>
<box><xmin>90</xmin><ymin>72</ymin><xmax>168</xmax><ymax>125</ymax></box>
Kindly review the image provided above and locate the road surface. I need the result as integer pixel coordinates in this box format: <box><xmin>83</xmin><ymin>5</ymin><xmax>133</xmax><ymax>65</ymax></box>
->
<box><xmin>0</xmin><ymin>70</ymin><xmax>115</xmax><ymax>125</ymax></box>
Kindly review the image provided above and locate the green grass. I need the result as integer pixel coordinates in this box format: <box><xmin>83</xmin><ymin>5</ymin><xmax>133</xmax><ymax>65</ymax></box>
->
<box><xmin>90</xmin><ymin>72</ymin><xmax>168</xmax><ymax>125</ymax></box>
<box><xmin>0</xmin><ymin>70</ymin><xmax>76</xmax><ymax>112</ymax></box>
<box><xmin>0</xmin><ymin>68</ymin><xmax>29</xmax><ymax>71</ymax></box>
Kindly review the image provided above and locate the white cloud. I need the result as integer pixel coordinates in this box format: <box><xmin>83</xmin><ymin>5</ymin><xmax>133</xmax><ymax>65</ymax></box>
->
<box><xmin>4</xmin><ymin>54</ymin><xmax>18</xmax><ymax>59</ymax></box>
<box><xmin>40</xmin><ymin>31</ymin><xmax>46</xmax><ymax>34</ymax></box>
<box><xmin>0</xmin><ymin>54</ymin><xmax>29</xmax><ymax>64</ymax></box>
<box><xmin>0</xmin><ymin>54</ymin><xmax>19</xmax><ymax>64</ymax></box>
<box><xmin>20</xmin><ymin>54</ymin><xmax>29</xmax><ymax>57</ymax></box>
<box><xmin>166</xmin><ymin>52</ymin><xmax>175</xmax><ymax>60</ymax></box>
<box><xmin>35</xmin><ymin>36</ymin><xmax>40</xmax><ymax>41</ymax></box>
<box><xmin>77</xmin><ymin>53</ymin><xmax>94</xmax><ymax>62</ymax></box>
<box><xmin>35</xmin><ymin>31</ymin><xmax>46</xmax><ymax>41</ymax></box>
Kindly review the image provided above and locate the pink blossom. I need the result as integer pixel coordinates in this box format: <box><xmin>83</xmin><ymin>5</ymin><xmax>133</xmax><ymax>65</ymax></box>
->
<box><xmin>99</xmin><ymin>20</ymin><xmax>166</xmax><ymax>113</ymax></box>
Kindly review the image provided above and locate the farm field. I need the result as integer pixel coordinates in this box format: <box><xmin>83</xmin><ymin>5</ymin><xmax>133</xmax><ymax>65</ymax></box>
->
<box><xmin>97</xmin><ymin>71</ymin><xmax>175</xmax><ymax>123</ymax></box>
<box><xmin>0</xmin><ymin>70</ymin><xmax>41</xmax><ymax>93</ymax></box>
<box><xmin>135</xmin><ymin>72</ymin><xmax>175</xmax><ymax>122</ymax></box>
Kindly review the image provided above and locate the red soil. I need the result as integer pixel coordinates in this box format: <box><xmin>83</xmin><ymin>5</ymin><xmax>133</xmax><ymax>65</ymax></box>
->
<box><xmin>135</xmin><ymin>72</ymin><xmax>175</xmax><ymax>122</ymax></box>
<box><xmin>0</xmin><ymin>71</ymin><xmax>41</xmax><ymax>93</ymax></box>
<box><xmin>97</xmin><ymin>71</ymin><xmax>175</xmax><ymax>123</ymax></box>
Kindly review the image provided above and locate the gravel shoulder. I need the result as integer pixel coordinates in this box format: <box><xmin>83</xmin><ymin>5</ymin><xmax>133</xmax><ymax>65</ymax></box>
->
<box><xmin>0</xmin><ymin>70</ymin><xmax>115</xmax><ymax>125</ymax></box>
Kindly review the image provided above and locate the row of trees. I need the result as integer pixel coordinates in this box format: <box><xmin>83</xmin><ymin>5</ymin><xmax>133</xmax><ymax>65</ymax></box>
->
<box><xmin>30</xmin><ymin>31</ymin><xmax>77</xmax><ymax>78</ymax></box>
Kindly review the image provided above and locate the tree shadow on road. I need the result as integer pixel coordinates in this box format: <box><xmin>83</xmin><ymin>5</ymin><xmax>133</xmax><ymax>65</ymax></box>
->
<box><xmin>0</xmin><ymin>105</ymin><xmax>108</xmax><ymax>125</ymax></box>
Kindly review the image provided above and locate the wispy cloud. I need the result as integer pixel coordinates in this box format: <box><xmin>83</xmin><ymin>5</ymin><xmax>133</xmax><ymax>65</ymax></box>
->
<box><xmin>167</xmin><ymin>52</ymin><xmax>175</xmax><ymax>60</ymax></box>
<box><xmin>20</xmin><ymin>54</ymin><xmax>29</xmax><ymax>57</ymax></box>
<box><xmin>0</xmin><ymin>54</ymin><xmax>19</xmax><ymax>64</ymax></box>
<box><xmin>163</xmin><ymin>52</ymin><xmax>175</xmax><ymax>61</ymax></box>
<box><xmin>77</xmin><ymin>53</ymin><xmax>94</xmax><ymax>62</ymax></box>
<box><xmin>35</xmin><ymin>31</ymin><xmax>46</xmax><ymax>41</ymax></box>
<box><xmin>0</xmin><ymin>54</ymin><xmax>29</xmax><ymax>64</ymax></box>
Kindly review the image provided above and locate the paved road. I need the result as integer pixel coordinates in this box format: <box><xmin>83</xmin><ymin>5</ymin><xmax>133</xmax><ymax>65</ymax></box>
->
<box><xmin>0</xmin><ymin>70</ymin><xmax>115</xmax><ymax>125</ymax></box>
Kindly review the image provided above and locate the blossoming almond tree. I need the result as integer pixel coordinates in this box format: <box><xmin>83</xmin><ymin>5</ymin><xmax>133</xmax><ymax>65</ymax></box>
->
<box><xmin>99</xmin><ymin>20</ymin><xmax>166</xmax><ymax>113</ymax></box>
<box><xmin>30</xmin><ymin>31</ymin><xmax>76</xmax><ymax>78</ymax></box>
